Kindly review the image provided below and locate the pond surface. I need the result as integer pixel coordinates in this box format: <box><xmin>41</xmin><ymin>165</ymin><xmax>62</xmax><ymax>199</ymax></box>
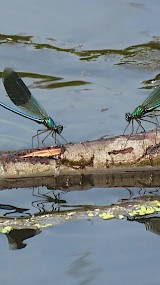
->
<box><xmin>0</xmin><ymin>0</ymin><xmax>160</xmax><ymax>284</ymax></box>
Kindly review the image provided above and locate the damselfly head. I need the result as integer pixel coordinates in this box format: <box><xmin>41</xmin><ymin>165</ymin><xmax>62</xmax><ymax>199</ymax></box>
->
<box><xmin>55</xmin><ymin>125</ymin><xmax>63</xmax><ymax>134</ymax></box>
<box><xmin>125</xmin><ymin>112</ymin><xmax>132</xmax><ymax>122</ymax></box>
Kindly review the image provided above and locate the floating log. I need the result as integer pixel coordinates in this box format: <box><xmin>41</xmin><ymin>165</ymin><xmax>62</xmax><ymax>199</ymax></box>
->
<box><xmin>0</xmin><ymin>130</ymin><xmax>160</xmax><ymax>179</ymax></box>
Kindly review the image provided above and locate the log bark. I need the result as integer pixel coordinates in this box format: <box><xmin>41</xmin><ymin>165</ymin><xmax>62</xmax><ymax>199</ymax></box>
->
<box><xmin>0</xmin><ymin>130</ymin><xmax>160</xmax><ymax>180</ymax></box>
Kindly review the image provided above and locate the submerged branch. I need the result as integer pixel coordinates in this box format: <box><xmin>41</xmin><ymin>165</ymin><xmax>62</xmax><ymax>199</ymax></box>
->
<box><xmin>0</xmin><ymin>195</ymin><xmax>160</xmax><ymax>231</ymax></box>
<box><xmin>2</xmin><ymin>195</ymin><xmax>160</xmax><ymax>249</ymax></box>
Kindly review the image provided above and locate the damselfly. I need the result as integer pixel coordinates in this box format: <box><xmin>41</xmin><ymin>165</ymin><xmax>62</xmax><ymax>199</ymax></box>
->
<box><xmin>0</xmin><ymin>68</ymin><xmax>67</xmax><ymax>146</ymax></box>
<box><xmin>124</xmin><ymin>85</ymin><xmax>160</xmax><ymax>134</ymax></box>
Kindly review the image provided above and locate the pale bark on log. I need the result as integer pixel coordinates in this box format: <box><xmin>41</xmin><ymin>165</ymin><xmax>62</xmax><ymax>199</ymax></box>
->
<box><xmin>0</xmin><ymin>130</ymin><xmax>160</xmax><ymax>180</ymax></box>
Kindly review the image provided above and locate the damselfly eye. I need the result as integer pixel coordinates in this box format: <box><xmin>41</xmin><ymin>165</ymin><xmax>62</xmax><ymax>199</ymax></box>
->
<box><xmin>125</xmin><ymin>112</ymin><xmax>131</xmax><ymax>122</ymax></box>
<box><xmin>56</xmin><ymin>125</ymin><xmax>63</xmax><ymax>134</ymax></box>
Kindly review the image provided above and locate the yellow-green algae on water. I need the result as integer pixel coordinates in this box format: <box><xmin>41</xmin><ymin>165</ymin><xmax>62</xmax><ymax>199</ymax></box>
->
<box><xmin>0</xmin><ymin>223</ymin><xmax>52</xmax><ymax>234</ymax></box>
<box><xmin>87</xmin><ymin>200</ymin><xmax>160</xmax><ymax>221</ymax></box>
<box><xmin>0</xmin><ymin>226</ymin><xmax>12</xmax><ymax>234</ymax></box>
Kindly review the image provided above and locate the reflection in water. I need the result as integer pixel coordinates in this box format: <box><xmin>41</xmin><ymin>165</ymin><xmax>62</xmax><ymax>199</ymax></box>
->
<box><xmin>66</xmin><ymin>252</ymin><xmax>101</xmax><ymax>285</ymax></box>
<box><xmin>136</xmin><ymin>217</ymin><xmax>160</xmax><ymax>236</ymax></box>
<box><xmin>32</xmin><ymin>79</ymin><xmax>89</xmax><ymax>89</ymax></box>
<box><xmin>32</xmin><ymin>188</ymin><xmax>66</xmax><ymax>213</ymax></box>
<box><xmin>1</xmin><ymin>33</ymin><xmax>160</xmax><ymax>70</ymax></box>
<box><xmin>138</xmin><ymin>188</ymin><xmax>160</xmax><ymax>196</ymax></box>
<box><xmin>0</xmin><ymin>185</ymin><xmax>160</xmax><ymax>251</ymax></box>
<box><xmin>0</xmin><ymin>204</ymin><xmax>30</xmax><ymax>217</ymax></box>
<box><xmin>123</xmin><ymin>187</ymin><xmax>160</xmax><ymax>199</ymax></box>
<box><xmin>125</xmin><ymin>187</ymin><xmax>160</xmax><ymax>237</ymax></box>
<box><xmin>5</xmin><ymin>228</ymin><xmax>41</xmax><ymax>250</ymax></box>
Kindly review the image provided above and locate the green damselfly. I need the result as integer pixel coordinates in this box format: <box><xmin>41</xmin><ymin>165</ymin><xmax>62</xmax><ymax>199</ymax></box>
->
<box><xmin>124</xmin><ymin>85</ymin><xmax>160</xmax><ymax>134</ymax></box>
<box><xmin>0</xmin><ymin>68</ymin><xmax>67</xmax><ymax>146</ymax></box>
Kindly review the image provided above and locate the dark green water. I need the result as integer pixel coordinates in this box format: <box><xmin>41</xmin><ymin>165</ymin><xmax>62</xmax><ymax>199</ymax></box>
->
<box><xmin>0</xmin><ymin>0</ymin><xmax>160</xmax><ymax>284</ymax></box>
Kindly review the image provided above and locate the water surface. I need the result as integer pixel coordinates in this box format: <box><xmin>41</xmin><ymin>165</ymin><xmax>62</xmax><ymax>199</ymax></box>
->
<box><xmin>0</xmin><ymin>1</ymin><xmax>160</xmax><ymax>284</ymax></box>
